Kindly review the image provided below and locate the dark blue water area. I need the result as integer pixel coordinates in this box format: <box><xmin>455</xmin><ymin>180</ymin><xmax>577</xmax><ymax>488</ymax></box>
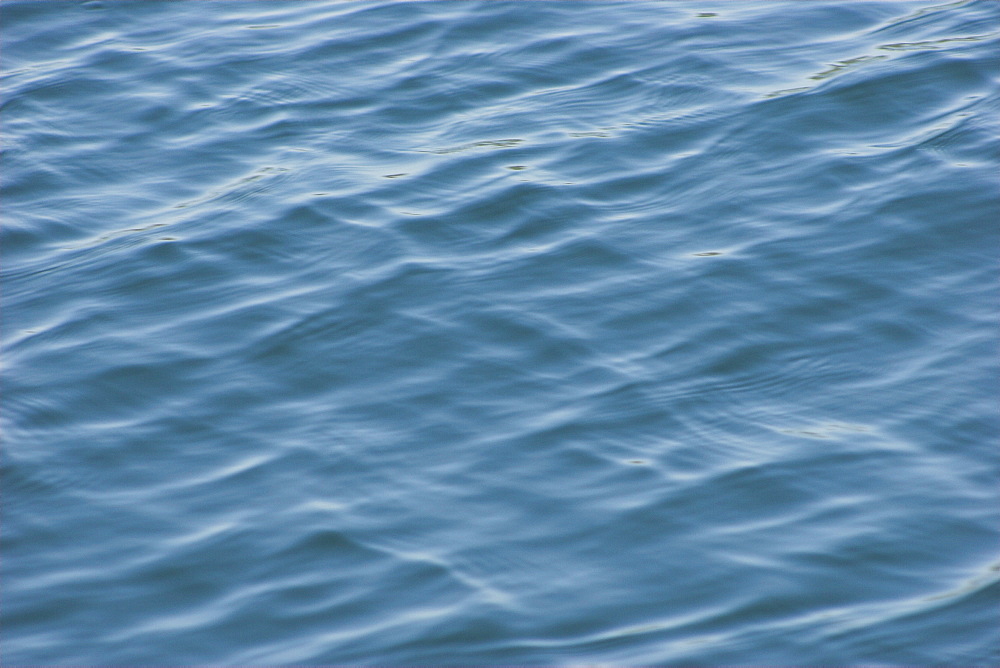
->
<box><xmin>2</xmin><ymin>0</ymin><xmax>998</xmax><ymax>664</ymax></box>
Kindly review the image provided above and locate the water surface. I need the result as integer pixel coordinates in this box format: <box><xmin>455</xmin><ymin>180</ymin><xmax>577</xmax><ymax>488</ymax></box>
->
<box><xmin>2</xmin><ymin>1</ymin><xmax>998</xmax><ymax>664</ymax></box>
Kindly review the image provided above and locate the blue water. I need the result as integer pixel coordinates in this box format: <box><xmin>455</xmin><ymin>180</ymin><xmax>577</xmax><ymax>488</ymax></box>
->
<box><xmin>2</xmin><ymin>1</ymin><xmax>998</xmax><ymax>664</ymax></box>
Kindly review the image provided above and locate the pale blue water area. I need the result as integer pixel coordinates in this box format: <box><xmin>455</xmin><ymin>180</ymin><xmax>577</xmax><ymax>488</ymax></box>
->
<box><xmin>2</xmin><ymin>1</ymin><xmax>998</xmax><ymax>664</ymax></box>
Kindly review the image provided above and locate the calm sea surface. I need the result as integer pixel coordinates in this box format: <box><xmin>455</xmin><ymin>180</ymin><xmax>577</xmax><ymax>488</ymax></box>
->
<box><xmin>2</xmin><ymin>1</ymin><xmax>998</xmax><ymax>664</ymax></box>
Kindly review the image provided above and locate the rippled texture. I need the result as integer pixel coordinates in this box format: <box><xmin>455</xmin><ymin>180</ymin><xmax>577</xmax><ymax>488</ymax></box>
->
<box><xmin>3</xmin><ymin>1</ymin><xmax>999</xmax><ymax>664</ymax></box>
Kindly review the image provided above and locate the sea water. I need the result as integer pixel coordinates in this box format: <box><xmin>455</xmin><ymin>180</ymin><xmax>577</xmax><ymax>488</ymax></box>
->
<box><xmin>2</xmin><ymin>1</ymin><xmax>998</xmax><ymax>664</ymax></box>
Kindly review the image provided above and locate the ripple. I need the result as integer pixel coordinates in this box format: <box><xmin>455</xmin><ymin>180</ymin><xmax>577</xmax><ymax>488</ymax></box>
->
<box><xmin>3</xmin><ymin>0</ymin><xmax>997</xmax><ymax>664</ymax></box>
